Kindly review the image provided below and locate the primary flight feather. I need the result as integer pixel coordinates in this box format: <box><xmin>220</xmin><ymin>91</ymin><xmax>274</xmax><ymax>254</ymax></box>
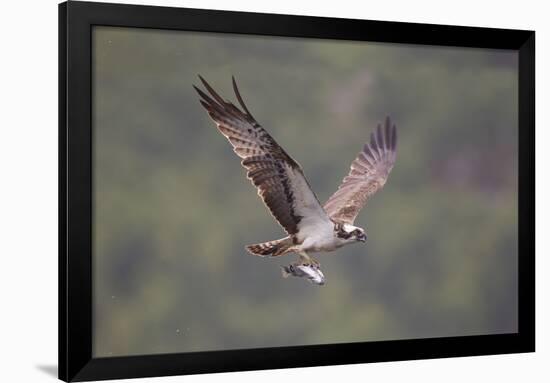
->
<box><xmin>193</xmin><ymin>76</ymin><xmax>397</xmax><ymax>278</ymax></box>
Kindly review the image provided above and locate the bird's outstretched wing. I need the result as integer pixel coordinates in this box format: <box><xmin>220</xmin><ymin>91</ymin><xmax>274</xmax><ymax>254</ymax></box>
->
<box><xmin>194</xmin><ymin>76</ymin><xmax>331</xmax><ymax>236</ymax></box>
<box><xmin>324</xmin><ymin>117</ymin><xmax>397</xmax><ymax>225</ymax></box>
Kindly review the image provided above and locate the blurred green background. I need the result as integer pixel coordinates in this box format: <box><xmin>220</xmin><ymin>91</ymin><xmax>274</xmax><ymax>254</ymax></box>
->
<box><xmin>92</xmin><ymin>26</ymin><xmax>518</xmax><ymax>357</ymax></box>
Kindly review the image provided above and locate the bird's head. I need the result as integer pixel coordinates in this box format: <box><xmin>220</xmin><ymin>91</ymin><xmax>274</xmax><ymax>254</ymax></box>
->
<box><xmin>335</xmin><ymin>223</ymin><xmax>367</xmax><ymax>243</ymax></box>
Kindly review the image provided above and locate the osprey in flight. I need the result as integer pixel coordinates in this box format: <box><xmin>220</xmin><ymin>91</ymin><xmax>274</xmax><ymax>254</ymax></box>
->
<box><xmin>193</xmin><ymin>76</ymin><xmax>397</xmax><ymax>281</ymax></box>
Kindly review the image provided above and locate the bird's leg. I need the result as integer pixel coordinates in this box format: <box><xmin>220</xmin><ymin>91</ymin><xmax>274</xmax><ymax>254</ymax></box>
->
<box><xmin>298</xmin><ymin>251</ymin><xmax>320</xmax><ymax>268</ymax></box>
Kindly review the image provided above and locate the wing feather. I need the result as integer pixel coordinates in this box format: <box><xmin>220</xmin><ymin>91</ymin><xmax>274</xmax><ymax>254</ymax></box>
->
<box><xmin>324</xmin><ymin>117</ymin><xmax>397</xmax><ymax>224</ymax></box>
<box><xmin>194</xmin><ymin>76</ymin><xmax>331</xmax><ymax>236</ymax></box>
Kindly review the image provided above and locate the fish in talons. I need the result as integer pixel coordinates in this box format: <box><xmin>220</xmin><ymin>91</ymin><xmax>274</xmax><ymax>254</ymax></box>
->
<box><xmin>281</xmin><ymin>262</ymin><xmax>326</xmax><ymax>285</ymax></box>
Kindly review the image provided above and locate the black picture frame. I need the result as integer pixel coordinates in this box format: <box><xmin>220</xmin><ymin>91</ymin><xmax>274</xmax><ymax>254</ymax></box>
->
<box><xmin>59</xmin><ymin>1</ymin><xmax>535</xmax><ymax>381</ymax></box>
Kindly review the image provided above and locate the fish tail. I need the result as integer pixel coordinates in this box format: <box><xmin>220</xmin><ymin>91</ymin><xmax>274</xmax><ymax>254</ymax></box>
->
<box><xmin>281</xmin><ymin>265</ymin><xmax>292</xmax><ymax>278</ymax></box>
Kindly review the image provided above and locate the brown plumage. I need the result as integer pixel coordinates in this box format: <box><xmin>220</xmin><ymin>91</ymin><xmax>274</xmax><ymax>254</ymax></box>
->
<box><xmin>324</xmin><ymin>117</ymin><xmax>397</xmax><ymax>224</ymax></box>
<box><xmin>193</xmin><ymin>76</ymin><xmax>329</xmax><ymax>238</ymax></box>
<box><xmin>245</xmin><ymin>237</ymin><xmax>294</xmax><ymax>257</ymax></box>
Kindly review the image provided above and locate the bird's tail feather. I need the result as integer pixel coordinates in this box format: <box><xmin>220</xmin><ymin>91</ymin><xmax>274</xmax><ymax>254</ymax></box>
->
<box><xmin>246</xmin><ymin>237</ymin><xmax>293</xmax><ymax>257</ymax></box>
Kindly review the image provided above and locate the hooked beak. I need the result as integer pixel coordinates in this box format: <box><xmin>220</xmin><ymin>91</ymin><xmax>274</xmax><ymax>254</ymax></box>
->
<box><xmin>358</xmin><ymin>233</ymin><xmax>367</xmax><ymax>243</ymax></box>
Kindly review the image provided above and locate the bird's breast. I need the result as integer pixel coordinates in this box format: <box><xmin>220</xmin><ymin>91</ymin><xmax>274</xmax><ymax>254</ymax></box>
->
<box><xmin>302</xmin><ymin>235</ymin><xmax>344</xmax><ymax>253</ymax></box>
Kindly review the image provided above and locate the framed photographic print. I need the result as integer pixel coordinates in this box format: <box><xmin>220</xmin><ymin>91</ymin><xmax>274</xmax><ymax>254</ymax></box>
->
<box><xmin>59</xmin><ymin>1</ymin><xmax>535</xmax><ymax>381</ymax></box>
